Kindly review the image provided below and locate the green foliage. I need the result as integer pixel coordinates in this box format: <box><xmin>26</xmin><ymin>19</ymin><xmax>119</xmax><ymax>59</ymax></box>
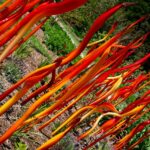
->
<box><xmin>118</xmin><ymin>0</ymin><xmax>150</xmax><ymax>20</ymax></box>
<box><xmin>0</xmin><ymin>0</ymin><xmax>5</xmax><ymax>4</ymax></box>
<box><xmin>14</xmin><ymin>41</ymin><xmax>32</xmax><ymax>59</ymax></box>
<box><xmin>31</xmin><ymin>103</ymin><xmax>51</xmax><ymax>116</ymax></box>
<box><xmin>12</xmin><ymin>131</ymin><xmax>29</xmax><ymax>139</ymax></box>
<box><xmin>118</xmin><ymin>0</ymin><xmax>150</xmax><ymax>54</ymax></box>
<box><xmin>127</xmin><ymin>112</ymin><xmax>150</xmax><ymax>150</ymax></box>
<box><xmin>14</xmin><ymin>141</ymin><xmax>27</xmax><ymax>150</ymax></box>
<box><xmin>138</xmin><ymin>137</ymin><xmax>150</xmax><ymax>150</ymax></box>
<box><xmin>58</xmin><ymin>134</ymin><xmax>74</xmax><ymax>150</ymax></box>
<box><xmin>61</xmin><ymin>0</ymin><xmax>100</xmax><ymax>36</ymax></box>
<box><xmin>126</xmin><ymin>93</ymin><xmax>138</xmax><ymax>104</ymax></box>
<box><xmin>4</xmin><ymin>61</ymin><xmax>22</xmax><ymax>83</ymax></box>
<box><xmin>117</xmin><ymin>89</ymin><xmax>150</xmax><ymax>149</ymax></box>
<box><xmin>61</xmin><ymin>0</ymin><xmax>126</xmax><ymax>37</ymax></box>
<box><xmin>38</xmin><ymin>59</ymin><xmax>51</xmax><ymax>68</ymax></box>
<box><xmin>71</xmin><ymin>55</ymin><xmax>81</xmax><ymax>64</ymax></box>
<box><xmin>30</xmin><ymin>36</ymin><xmax>52</xmax><ymax>61</ymax></box>
<box><xmin>62</xmin><ymin>0</ymin><xmax>150</xmax><ymax>54</ymax></box>
<box><xmin>42</xmin><ymin>19</ymin><xmax>75</xmax><ymax>56</ymax></box>
<box><xmin>14</xmin><ymin>35</ymin><xmax>52</xmax><ymax>60</ymax></box>
<box><xmin>115</xmin><ymin>71</ymin><xmax>150</xmax><ymax>149</ymax></box>
<box><xmin>89</xmin><ymin>142</ymin><xmax>109</xmax><ymax>150</ymax></box>
<box><xmin>11</xmin><ymin>131</ymin><xmax>28</xmax><ymax>150</ymax></box>
<box><xmin>52</xmin><ymin>121</ymin><xmax>61</xmax><ymax>131</ymax></box>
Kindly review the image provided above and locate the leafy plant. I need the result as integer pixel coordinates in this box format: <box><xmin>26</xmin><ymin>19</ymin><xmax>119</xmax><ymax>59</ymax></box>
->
<box><xmin>14</xmin><ymin>141</ymin><xmax>27</xmax><ymax>150</ymax></box>
<box><xmin>42</xmin><ymin>19</ymin><xmax>75</xmax><ymax>55</ymax></box>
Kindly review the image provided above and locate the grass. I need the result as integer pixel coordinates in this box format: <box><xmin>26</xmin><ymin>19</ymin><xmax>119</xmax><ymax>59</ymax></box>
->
<box><xmin>4</xmin><ymin>61</ymin><xmax>22</xmax><ymax>84</ymax></box>
<box><xmin>14</xmin><ymin>42</ymin><xmax>32</xmax><ymax>59</ymax></box>
<box><xmin>42</xmin><ymin>19</ymin><xmax>75</xmax><ymax>56</ymax></box>
<box><xmin>14</xmin><ymin>35</ymin><xmax>52</xmax><ymax>61</ymax></box>
<box><xmin>30</xmin><ymin>36</ymin><xmax>52</xmax><ymax>61</ymax></box>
